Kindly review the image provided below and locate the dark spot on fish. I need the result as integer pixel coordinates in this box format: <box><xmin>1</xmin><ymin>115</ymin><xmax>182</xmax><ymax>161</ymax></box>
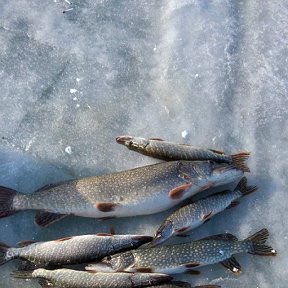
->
<box><xmin>96</xmin><ymin>202</ymin><xmax>119</xmax><ymax>212</ymax></box>
<box><xmin>202</xmin><ymin>210</ymin><xmax>213</xmax><ymax>222</ymax></box>
<box><xmin>185</xmin><ymin>262</ymin><xmax>200</xmax><ymax>268</ymax></box>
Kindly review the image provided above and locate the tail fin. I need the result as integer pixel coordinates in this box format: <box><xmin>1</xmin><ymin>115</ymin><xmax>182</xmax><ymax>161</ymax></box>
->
<box><xmin>246</xmin><ymin>228</ymin><xmax>277</xmax><ymax>256</ymax></box>
<box><xmin>0</xmin><ymin>241</ymin><xmax>10</xmax><ymax>265</ymax></box>
<box><xmin>0</xmin><ymin>186</ymin><xmax>18</xmax><ymax>218</ymax></box>
<box><xmin>10</xmin><ymin>270</ymin><xmax>33</xmax><ymax>279</ymax></box>
<box><xmin>235</xmin><ymin>177</ymin><xmax>257</xmax><ymax>196</ymax></box>
<box><xmin>230</xmin><ymin>152</ymin><xmax>250</xmax><ymax>172</ymax></box>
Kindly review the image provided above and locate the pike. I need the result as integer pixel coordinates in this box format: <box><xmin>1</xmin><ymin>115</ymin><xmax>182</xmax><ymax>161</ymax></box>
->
<box><xmin>0</xmin><ymin>233</ymin><xmax>152</xmax><ymax>267</ymax></box>
<box><xmin>150</xmin><ymin>177</ymin><xmax>257</xmax><ymax>246</ymax></box>
<box><xmin>11</xmin><ymin>268</ymin><xmax>172</xmax><ymax>288</ymax></box>
<box><xmin>86</xmin><ymin>228</ymin><xmax>276</xmax><ymax>275</ymax></box>
<box><xmin>116</xmin><ymin>136</ymin><xmax>250</xmax><ymax>172</ymax></box>
<box><xmin>0</xmin><ymin>160</ymin><xmax>243</xmax><ymax>227</ymax></box>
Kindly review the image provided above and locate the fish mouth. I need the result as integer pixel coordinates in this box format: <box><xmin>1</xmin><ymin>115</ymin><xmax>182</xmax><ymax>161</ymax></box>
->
<box><xmin>115</xmin><ymin>136</ymin><xmax>133</xmax><ymax>146</ymax></box>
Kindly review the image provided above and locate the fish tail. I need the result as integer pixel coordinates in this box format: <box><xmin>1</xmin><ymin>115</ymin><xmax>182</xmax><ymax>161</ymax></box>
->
<box><xmin>234</xmin><ymin>177</ymin><xmax>257</xmax><ymax>196</ymax></box>
<box><xmin>246</xmin><ymin>228</ymin><xmax>277</xmax><ymax>256</ymax></box>
<box><xmin>10</xmin><ymin>270</ymin><xmax>33</xmax><ymax>279</ymax></box>
<box><xmin>0</xmin><ymin>186</ymin><xmax>19</xmax><ymax>218</ymax></box>
<box><xmin>0</xmin><ymin>241</ymin><xmax>11</xmax><ymax>265</ymax></box>
<box><xmin>230</xmin><ymin>152</ymin><xmax>250</xmax><ymax>172</ymax></box>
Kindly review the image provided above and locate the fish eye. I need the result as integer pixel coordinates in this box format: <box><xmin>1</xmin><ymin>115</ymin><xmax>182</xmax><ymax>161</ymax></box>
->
<box><xmin>106</xmin><ymin>255</ymin><xmax>112</xmax><ymax>261</ymax></box>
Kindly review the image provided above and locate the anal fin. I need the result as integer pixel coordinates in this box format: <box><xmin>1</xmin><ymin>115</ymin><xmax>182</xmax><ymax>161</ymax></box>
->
<box><xmin>35</xmin><ymin>211</ymin><xmax>67</xmax><ymax>227</ymax></box>
<box><xmin>220</xmin><ymin>256</ymin><xmax>241</xmax><ymax>274</ymax></box>
<box><xmin>39</xmin><ymin>279</ymin><xmax>55</xmax><ymax>288</ymax></box>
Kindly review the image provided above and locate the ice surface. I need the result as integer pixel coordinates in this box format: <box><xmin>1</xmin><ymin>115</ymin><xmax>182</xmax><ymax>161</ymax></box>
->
<box><xmin>0</xmin><ymin>0</ymin><xmax>287</xmax><ymax>287</ymax></box>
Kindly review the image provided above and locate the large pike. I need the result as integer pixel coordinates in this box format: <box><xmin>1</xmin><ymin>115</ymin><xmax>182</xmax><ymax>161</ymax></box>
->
<box><xmin>116</xmin><ymin>136</ymin><xmax>250</xmax><ymax>172</ymax></box>
<box><xmin>0</xmin><ymin>233</ymin><xmax>152</xmax><ymax>267</ymax></box>
<box><xmin>86</xmin><ymin>228</ymin><xmax>276</xmax><ymax>275</ymax></box>
<box><xmin>150</xmin><ymin>177</ymin><xmax>257</xmax><ymax>246</ymax></box>
<box><xmin>0</xmin><ymin>160</ymin><xmax>243</xmax><ymax>226</ymax></box>
<box><xmin>11</xmin><ymin>268</ymin><xmax>172</xmax><ymax>288</ymax></box>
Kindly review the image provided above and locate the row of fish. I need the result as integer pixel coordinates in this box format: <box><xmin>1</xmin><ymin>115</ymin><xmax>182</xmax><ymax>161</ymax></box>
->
<box><xmin>0</xmin><ymin>136</ymin><xmax>277</xmax><ymax>287</ymax></box>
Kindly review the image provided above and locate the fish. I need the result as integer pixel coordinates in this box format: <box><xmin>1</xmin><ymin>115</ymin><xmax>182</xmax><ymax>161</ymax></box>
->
<box><xmin>150</xmin><ymin>177</ymin><xmax>257</xmax><ymax>246</ymax></box>
<box><xmin>0</xmin><ymin>233</ymin><xmax>152</xmax><ymax>267</ymax></box>
<box><xmin>116</xmin><ymin>136</ymin><xmax>250</xmax><ymax>172</ymax></box>
<box><xmin>149</xmin><ymin>282</ymin><xmax>221</xmax><ymax>288</ymax></box>
<box><xmin>11</xmin><ymin>268</ymin><xmax>172</xmax><ymax>288</ymax></box>
<box><xmin>0</xmin><ymin>160</ymin><xmax>243</xmax><ymax>226</ymax></box>
<box><xmin>86</xmin><ymin>228</ymin><xmax>276</xmax><ymax>275</ymax></box>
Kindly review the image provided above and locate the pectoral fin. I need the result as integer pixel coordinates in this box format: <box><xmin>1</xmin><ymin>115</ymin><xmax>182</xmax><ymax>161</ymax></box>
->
<box><xmin>96</xmin><ymin>202</ymin><xmax>120</xmax><ymax>212</ymax></box>
<box><xmin>168</xmin><ymin>183</ymin><xmax>193</xmax><ymax>199</ymax></box>
<box><xmin>35</xmin><ymin>212</ymin><xmax>67</xmax><ymax>227</ymax></box>
<box><xmin>220</xmin><ymin>256</ymin><xmax>241</xmax><ymax>274</ymax></box>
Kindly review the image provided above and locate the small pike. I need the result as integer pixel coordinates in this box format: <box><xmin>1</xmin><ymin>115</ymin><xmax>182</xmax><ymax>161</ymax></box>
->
<box><xmin>150</xmin><ymin>177</ymin><xmax>257</xmax><ymax>246</ymax></box>
<box><xmin>11</xmin><ymin>268</ymin><xmax>172</xmax><ymax>288</ymax></box>
<box><xmin>0</xmin><ymin>234</ymin><xmax>152</xmax><ymax>267</ymax></box>
<box><xmin>87</xmin><ymin>228</ymin><xmax>276</xmax><ymax>275</ymax></box>
<box><xmin>116</xmin><ymin>136</ymin><xmax>250</xmax><ymax>172</ymax></box>
<box><xmin>0</xmin><ymin>160</ymin><xmax>243</xmax><ymax>226</ymax></box>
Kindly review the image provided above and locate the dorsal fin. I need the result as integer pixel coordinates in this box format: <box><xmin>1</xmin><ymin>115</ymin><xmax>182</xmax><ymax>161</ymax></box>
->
<box><xmin>17</xmin><ymin>240</ymin><xmax>36</xmax><ymax>247</ymax></box>
<box><xmin>200</xmin><ymin>233</ymin><xmax>238</xmax><ymax>241</ymax></box>
<box><xmin>220</xmin><ymin>256</ymin><xmax>241</xmax><ymax>274</ymax></box>
<box><xmin>35</xmin><ymin>211</ymin><xmax>67</xmax><ymax>227</ymax></box>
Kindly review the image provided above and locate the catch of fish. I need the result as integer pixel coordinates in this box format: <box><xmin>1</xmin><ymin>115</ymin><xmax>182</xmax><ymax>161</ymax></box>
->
<box><xmin>0</xmin><ymin>135</ymin><xmax>277</xmax><ymax>288</ymax></box>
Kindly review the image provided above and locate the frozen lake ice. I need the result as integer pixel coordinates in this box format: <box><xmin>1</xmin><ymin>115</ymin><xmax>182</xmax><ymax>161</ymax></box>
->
<box><xmin>0</xmin><ymin>0</ymin><xmax>287</xmax><ymax>287</ymax></box>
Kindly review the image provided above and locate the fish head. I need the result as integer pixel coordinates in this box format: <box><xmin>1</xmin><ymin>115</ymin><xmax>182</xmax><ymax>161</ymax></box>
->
<box><xmin>116</xmin><ymin>136</ymin><xmax>149</xmax><ymax>152</ymax></box>
<box><xmin>210</xmin><ymin>162</ymin><xmax>244</xmax><ymax>186</ymax></box>
<box><xmin>92</xmin><ymin>251</ymin><xmax>135</xmax><ymax>272</ymax></box>
<box><xmin>149</xmin><ymin>220</ymin><xmax>174</xmax><ymax>247</ymax></box>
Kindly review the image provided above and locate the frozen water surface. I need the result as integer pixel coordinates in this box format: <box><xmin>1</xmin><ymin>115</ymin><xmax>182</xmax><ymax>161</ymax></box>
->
<box><xmin>0</xmin><ymin>0</ymin><xmax>287</xmax><ymax>287</ymax></box>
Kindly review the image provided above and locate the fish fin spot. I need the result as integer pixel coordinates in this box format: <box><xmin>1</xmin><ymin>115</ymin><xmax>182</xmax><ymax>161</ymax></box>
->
<box><xmin>208</xmin><ymin>148</ymin><xmax>225</xmax><ymax>155</ymax></box>
<box><xmin>176</xmin><ymin>226</ymin><xmax>190</xmax><ymax>233</ymax></box>
<box><xmin>168</xmin><ymin>183</ymin><xmax>193</xmax><ymax>199</ymax></box>
<box><xmin>134</xmin><ymin>267</ymin><xmax>154</xmax><ymax>273</ymax></box>
<box><xmin>220</xmin><ymin>256</ymin><xmax>241</xmax><ymax>275</ymax></box>
<box><xmin>96</xmin><ymin>202</ymin><xmax>119</xmax><ymax>212</ymax></box>
<box><xmin>17</xmin><ymin>240</ymin><xmax>36</xmax><ymax>247</ymax></box>
<box><xmin>54</xmin><ymin>236</ymin><xmax>73</xmax><ymax>242</ymax></box>
<box><xmin>227</xmin><ymin>201</ymin><xmax>240</xmax><ymax>209</ymax></box>
<box><xmin>38</xmin><ymin>279</ymin><xmax>55</xmax><ymax>288</ymax></box>
<box><xmin>200</xmin><ymin>233</ymin><xmax>238</xmax><ymax>241</ymax></box>
<box><xmin>185</xmin><ymin>262</ymin><xmax>200</xmax><ymax>268</ymax></box>
<box><xmin>35</xmin><ymin>212</ymin><xmax>67</xmax><ymax>227</ymax></box>
<box><xmin>148</xmin><ymin>138</ymin><xmax>164</xmax><ymax>141</ymax></box>
<box><xmin>202</xmin><ymin>210</ymin><xmax>213</xmax><ymax>222</ymax></box>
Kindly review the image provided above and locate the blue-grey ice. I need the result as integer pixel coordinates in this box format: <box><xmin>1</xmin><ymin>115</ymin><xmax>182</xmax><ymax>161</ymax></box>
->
<box><xmin>0</xmin><ymin>0</ymin><xmax>287</xmax><ymax>287</ymax></box>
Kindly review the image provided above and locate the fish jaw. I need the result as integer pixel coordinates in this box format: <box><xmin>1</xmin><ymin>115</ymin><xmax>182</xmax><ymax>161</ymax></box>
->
<box><xmin>150</xmin><ymin>220</ymin><xmax>174</xmax><ymax>247</ymax></box>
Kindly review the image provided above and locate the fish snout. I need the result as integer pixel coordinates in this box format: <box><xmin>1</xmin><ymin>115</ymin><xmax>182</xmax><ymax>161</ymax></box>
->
<box><xmin>149</xmin><ymin>220</ymin><xmax>174</xmax><ymax>247</ymax></box>
<box><xmin>115</xmin><ymin>136</ymin><xmax>133</xmax><ymax>146</ymax></box>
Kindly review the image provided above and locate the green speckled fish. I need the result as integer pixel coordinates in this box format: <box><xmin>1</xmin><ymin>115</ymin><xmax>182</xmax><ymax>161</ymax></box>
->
<box><xmin>150</xmin><ymin>177</ymin><xmax>257</xmax><ymax>246</ymax></box>
<box><xmin>116</xmin><ymin>136</ymin><xmax>250</xmax><ymax>172</ymax></box>
<box><xmin>87</xmin><ymin>228</ymin><xmax>276</xmax><ymax>275</ymax></box>
<box><xmin>0</xmin><ymin>160</ymin><xmax>243</xmax><ymax>226</ymax></box>
<box><xmin>0</xmin><ymin>233</ymin><xmax>152</xmax><ymax>267</ymax></box>
<box><xmin>11</xmin><ymin>268</ymin><xmax>172</xmax><ymax>288</ymax></box>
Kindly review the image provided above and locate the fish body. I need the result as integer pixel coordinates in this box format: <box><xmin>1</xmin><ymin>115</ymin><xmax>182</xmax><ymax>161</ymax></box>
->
<box><xmin>0</xmin><ymin>161</ymin><xmax>243</xmax><ymax>226</ymax></box>
<box><xmin>116</xmin><ymin>136</ymin><xmax>250</xmax><ymax>172</ymax></box>
<box><xmin>11</xmin><ymin>268</ymin><xmax>172</xmax><ymax>288</ymax></box>
<box><xmin>150</xmin><ymin>177</ymin><xmax>257</xmax><ymax>246</ymax></box>
<box><xmin>0</xmin><ymin>234</ymin><xmax>152</xmax><ymax>267</ymax></box>
<box><xmin>88</xmin><ymin>229</ymin><xmax>276</xmax><ymax>275</ymax></box>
